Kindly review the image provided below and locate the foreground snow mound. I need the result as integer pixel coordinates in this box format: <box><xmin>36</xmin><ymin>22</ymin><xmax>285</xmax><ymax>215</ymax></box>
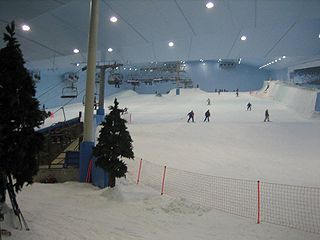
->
<box><xmin>100</xmin><ymin>179</ymin><xmax>209</xmax><ymax>217</ymax></box>
<box><xmin>7</xmin><ymin>179</ymin><xmax>319</xmax><ymax>240</ymax></box>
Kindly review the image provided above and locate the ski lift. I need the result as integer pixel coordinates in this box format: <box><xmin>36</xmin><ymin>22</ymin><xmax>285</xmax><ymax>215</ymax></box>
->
<box><xmin>108</xmin><ymin>73</ymin><xmax>123</xmax><ymax>84</ymax></box>
<box><xmin>108</xmin><ymin>67</ymin><xmax>123</xmax><ymax>87</ymax></box>
<box><xmin>61</xmin><ymin>83</ymin><xmax>78</xmax><ymax>98</ymax></box>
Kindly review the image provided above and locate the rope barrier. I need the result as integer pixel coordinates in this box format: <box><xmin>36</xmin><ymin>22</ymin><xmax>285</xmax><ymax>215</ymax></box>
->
<box><xmin>127</xmin><ymin>158</ymin><xmax>320</xmax><ymax>234</ymax></box>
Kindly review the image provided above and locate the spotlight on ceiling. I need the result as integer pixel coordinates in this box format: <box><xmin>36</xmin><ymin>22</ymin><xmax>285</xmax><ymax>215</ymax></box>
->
<box><xmin>107</xmin><ymin>48</ymin><xmax>113</xmax><ymax>52</ymax></box>
<box><xmin>110</xmin><ymin>16</ymin><xmax>118</xmax><ymax>23</ymax></box>
<box><xmin>21</xmin><ymin>24</ymin><xmax>30</xmax><ymax>31</ymax></box>
<box><xmin>168</xmin><ymin>41</ymin><xmax>174</xmax><ymax>47</ymax></box>
<box><xmin>206</xmin><ymin>2</ymin><xmax>214</xmax><ymax>9</ymax></box>
<box><xmin>240</xmin><ymin>35</ymin><xmax>247</xmax><ymax>41</ymax></box>
<box><xmin>73</xmin><ymin>48</ymin><xmax>80</xmax><ymax>54</ymax></box>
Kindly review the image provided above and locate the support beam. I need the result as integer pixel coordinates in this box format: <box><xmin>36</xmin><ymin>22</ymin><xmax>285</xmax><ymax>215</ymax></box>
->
<box><xmin>97</xmin><ymin>66</ymin><xmax>105</xmax><ymax>117</ymax></box>
<box><xmin>80</xmin><ymin>0</ymin><xmax>99</xmax><ymax>182</ymax></box>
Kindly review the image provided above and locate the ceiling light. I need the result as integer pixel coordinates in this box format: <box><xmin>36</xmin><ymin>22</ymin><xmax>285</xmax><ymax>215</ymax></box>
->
<box><xmin>110</xmin><ymin>16</ymin><xmax>118</xmax><ymax>23</ymax></box>
<box><xmin>218</xmin><ymin>59</ymin><xmax>222</xmax><ymax>62</ymax></box>
<box><xmin>271</xmin><ymin>61</ymin><xmax>274</xmax><ymax>63</ymax></box>
<box><xmin>76</xmin><ymin>63</ymin><xmax>80</xmax><ymax>67</ymax></box>
<box><xmin>168</xmin><ymin>41</ymin><xmax>174</xmax><ymax>47</ymax></box>
<box><xmin>278</xmin><ymin>58</ymin><xmax>282</xmax><ymax>61</ymax></box>
<box><xmin>282</xmin><ymin>55</ymin><xmax>286</xmax><ymax>59</ymax></box>
<box><xmin>318</xmin><ymin>33</ymin><xmax>320</xmax><ymax>38</ymax></box>
<box><xmin>240</xmin><ymin>35</ymin><xmax>247</xmax><ymax>41</ymax></box>
<box><xmin>275</xmin><ymin>60</ymin><xmax>278</xmax><ymax>62</ymax></box>
<box><xmin>107</xmin><ymin>48</ymin><xmax>113</xmax><ymax>52</ymax></box>
<box><xmin>123</xmin><ymin>67</ymin><xmax>126</xmax><ymax>70</ymax></box>
<box><xmin>129</xmin><ymin>68</ymin><xmax>132</xmax><ymax>71</ymax></box>
<box><xmin>73</xmin><ymin>48</ymin><xmax>80</xmax><ymax>54</ymax></box>
<box><xmin>200</xmin><ymin>59</ymin><xmax>203</xmax><ymax>62</ymax></box>
<box><xmin>206</xmin><ymin>2</ymin><xmax>214</xmax><ymax>9</ymax></box>
<box><xmin>21</xmin><ymin>24</ymin><xmax>30</xmax><ymax>31</ymax></box>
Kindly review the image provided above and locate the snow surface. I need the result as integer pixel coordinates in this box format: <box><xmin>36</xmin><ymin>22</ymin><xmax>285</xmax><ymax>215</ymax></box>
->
<box><xmin>6</xmin><ymin>83</ymin><xmax>320</xmax><ymax>239</ymax></box>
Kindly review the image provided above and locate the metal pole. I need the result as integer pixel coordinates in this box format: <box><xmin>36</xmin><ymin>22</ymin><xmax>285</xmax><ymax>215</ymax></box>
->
<box><xmin>98</xmin><ymin>66</ymin><xmax>105</xmax><ymax>111</ymax></box>
<box><xmin>79</xmin><ymin>0</ymin><xmax>99</xmax><ymax>182</ymax></box>
<box><xmin>83</xmin><ymin>0</ymin><xmax>99</xmax><ymax>142</ymax></box>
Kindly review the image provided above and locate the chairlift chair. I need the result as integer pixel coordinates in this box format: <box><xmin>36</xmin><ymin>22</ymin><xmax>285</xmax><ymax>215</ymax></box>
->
<box><xmin>61</xmin><ymin>85</ymin><xmax>78</xmax><ymax>98</ymax></box>
<box><xmin>108</xmin><ymin>73</ymin><xmax>123</xmax><ymax>85</ymax></box>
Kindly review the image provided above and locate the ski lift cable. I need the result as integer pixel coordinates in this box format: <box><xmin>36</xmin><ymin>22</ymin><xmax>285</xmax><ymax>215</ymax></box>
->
<box><xmin>53</xmin><ymin>88</ymin><xmax>86</xmax><ymax>114</ymax></box>
<box><xmin>37</xmin><ymin>80</ymin><xmax>65</xmax><ymax>99</ymax></box>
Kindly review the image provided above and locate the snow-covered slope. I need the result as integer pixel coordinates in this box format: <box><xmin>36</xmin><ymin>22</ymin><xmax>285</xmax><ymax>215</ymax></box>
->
<box><xmin>15</xmin><ymin>88</ymin><xmax>319</xmax><ymax>240</ymax></box>
<box><xmin>257</xmin><ymin>80</ymin><xmax>319</xmax><ymax>117</ymax></box>
<box><xmin>8</xmin><ymin>179</ymin><xmax>318</xmax><ymax>240</ymax></box>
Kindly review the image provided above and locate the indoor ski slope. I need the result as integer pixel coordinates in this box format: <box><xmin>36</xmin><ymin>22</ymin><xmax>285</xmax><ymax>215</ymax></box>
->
<box><xmin>11</xmin><ymin>82</ymin><xmax>318</xmax><ymax>240</ymax></box>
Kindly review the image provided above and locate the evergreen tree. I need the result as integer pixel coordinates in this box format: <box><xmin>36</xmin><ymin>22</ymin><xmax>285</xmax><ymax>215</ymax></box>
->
<box><xmin>0</xmin><ymin>22</ymin><xmax>45</xmax><ymax>194</ymax></box>
<box><xmin>93</xmin><ymin>98</ymin><xmax>134</xmax><ymax>188</ymax></box>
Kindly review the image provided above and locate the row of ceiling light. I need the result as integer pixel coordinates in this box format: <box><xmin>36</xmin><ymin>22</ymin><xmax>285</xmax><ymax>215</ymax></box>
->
<box><xmin>20</xmin><ymin>1</ymin><xmax>248</xmax><ymax>68</ymax></box>
<box><xmin>259</xmin><ymin>56</ymin><xmax>286</xmax><ymax>69</ymax></box>
<box><xmin>20</xmin><ymin>15</ymin><xmax>119</xmax><ymax>56</ymax></box>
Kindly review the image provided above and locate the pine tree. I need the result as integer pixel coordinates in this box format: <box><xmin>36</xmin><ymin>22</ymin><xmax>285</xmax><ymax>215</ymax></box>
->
<box><xmin>0</xmin><ymin>22</ymin><xmax>45</xmax><ymax>195</ymax></box>
<box><xmin>93</xmin><ymin>98</ymin><xmax>134</xmax><ymax>188</ymax></box>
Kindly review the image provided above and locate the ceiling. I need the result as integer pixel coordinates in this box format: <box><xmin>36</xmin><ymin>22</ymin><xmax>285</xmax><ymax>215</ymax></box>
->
<box><xmin>0</xmin><ymin>0</ymin><xmax>320</xmax><ymax>70</ymax></box>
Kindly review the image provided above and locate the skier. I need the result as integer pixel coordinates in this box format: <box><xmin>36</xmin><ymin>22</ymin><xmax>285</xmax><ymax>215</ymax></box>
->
<box><xmin>236</xmin><ymin>88</ymin><xmax>239</xmax><ymax>97</ymax></box>
<box><xmin>94</xmin><ymin>96</ymin><xmax>97</xmax><ymax>110</ymax></box>
<box><xmin>264</xmin><ymin>109</ymin><xmax>270</xmax><ymax>122</ymax></box>
<box><xmin>207</xmin><ymin>98</ymin><xmax>211</xmax><ymax>105</ymax></box>
<box><xmin>187</xmin><ymin>110</ymin><xmax>194</xmax><ymax>123</ymax></box>
<box><xmin>247</xmin><ymin>102</ymin><xmax>252</xmax><ymax>111</ymax></box>
<box><xmin>204</xmin><ymin>110</ymin><xmax>210</xmax><ymax>122</ymax></box>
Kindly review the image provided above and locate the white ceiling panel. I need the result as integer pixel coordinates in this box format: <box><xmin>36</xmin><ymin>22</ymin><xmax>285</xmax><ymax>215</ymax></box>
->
<box><xmin>0</xmin><ymin>0</ymin><xmax>319</xmax><ymax>70</ymax></box>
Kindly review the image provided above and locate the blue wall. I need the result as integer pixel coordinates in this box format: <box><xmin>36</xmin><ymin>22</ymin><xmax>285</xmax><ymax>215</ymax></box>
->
<box><xmin>185</xmin><ymin>61</ymin><xmax>271</xmax><ymax>92</ymax></box>
<box><xmin>271</xmin><ymin>68</ymin><xmax>289</xmax><ymax>81</ymax></box>
<box><xmin>35</xmin><ymin>61</ymin><xmax>272</xmax><ymax>108</ymax></box>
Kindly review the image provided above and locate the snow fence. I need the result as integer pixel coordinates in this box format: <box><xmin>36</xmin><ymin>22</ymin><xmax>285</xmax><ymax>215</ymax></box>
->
<box><xmin>127</xmin><ymin>158</ymin><xmax>320</xmax><ymax>235</ymax></box>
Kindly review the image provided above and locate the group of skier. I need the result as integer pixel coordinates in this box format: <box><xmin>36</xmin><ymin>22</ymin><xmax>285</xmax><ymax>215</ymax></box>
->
<box><xmin>187</xmin><ymin>100</ymin><xmax>270</xmax><ymax>123</ymax></box>
<box><xmin>187</xmin><ymin>110</ymin><xmax>211</xmax><ymax>123</ymax></box>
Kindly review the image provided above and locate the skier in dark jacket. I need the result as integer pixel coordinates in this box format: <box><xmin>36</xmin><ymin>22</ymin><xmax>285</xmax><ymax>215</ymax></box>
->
<box><xmin>204</xmin><ymin>110</ymin><xmax>210</xmax><ymax>122</ymax></box>
<box><xmin>264</xmin><ymin>109</ymin><xmax>270</xmax><ymax>122</ymax></box>
<box><xmin>187</xmin><ymin>110</ymin><xmax>194</xmax><ymax>123</ymax></box>
<box><xmin>247</xmin><ymin>102</ymin><xmax>252</xmax><ymax>111</ymax></box>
